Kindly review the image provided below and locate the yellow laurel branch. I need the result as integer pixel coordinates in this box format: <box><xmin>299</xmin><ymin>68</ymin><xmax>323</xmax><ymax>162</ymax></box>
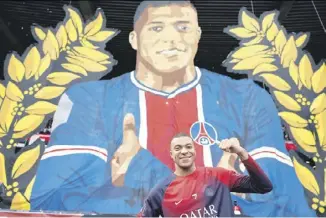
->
<box><xmin>0</xmin><ymin>98</ymin><xmax>17</xmax><ymax>134</ymax></box>
<box><xmin>25</xmin><ymin>101</ymin><xmax>57</xmax><ymax>115</ymax></box>
<box><xmin>6</xmin><ymin>81</ymin><xmax>24</xmax><ymax>102</ymax></box>
<box><xmin>81</xmin><ymin>38</ymin><xmax>99</xmax><ymax>49</ymax></box>
<box><xmin>279</xmin><ymin>112</ymin><xmax>308</xmax><ymax>128</ymax></box>
<box><xmin>296</xmin><ymin>33</ymin><xmax>309</xmax><ymax>48</ymax></box>
<box><xmin>65</xmin><ymin>19</ymin><xmax>78</xmax><ymax>42</ymax></box>
<box><xmin>310</xmin><ymin>93</ymin><xmax>326</xmax><ymax>115</ymax></box>
<box><xmin>299</xmin><ymin>54</ymin><xmax>314</xmax><ymax>90</ymax></box>
<box><xmin>99</xmin><ymin>60</ymin><xmax>111</xmax><ymax>65</ymax></box>
<box><xmin>8</xmin><ymin>54</ymin><xmax>25</xmax><ymax>83</ymax></box>
<box><xmin>227</xmin><ymin>27</ymin><xmax>256</xmax><ymax>39</ymax></box>
<box><xmin>241</xmin><ymin>10</ymin><xmax>260</xmax><ymax>32</ymax></box>
<box><xmin>72</xmin><ymin>46</ymin><xmax>110</xmax><ymax>62</ymax></box>
<box><xmin>66</xmin><ymin>7</ymin><xmax>83</xmax><ymax>35</ymax></box>
<box><xmin>0</xmin><ymin>126</ymin><xmax>6</xmax><ymax>138</ymax></box>
<box><xmin>312</xmin><ymin>63</ymin><xmax>326</xmax><ymax>94</ymax></box>
<box><xmin>253</xmin><ymin>63</ymin><xmax>278</xmax><ymax>76</ymax></box>
<box><xmin>274</xmin><ymin>29</ymin><xmax>287</xmax><ymax>55</ymax></box>
<box><xmin>232</xmin><ymin>55</ymin><xmax>274</xmax><ymax>70</ymax></box>
<box><xmin>274</xmin><ymin>91</ymin><xmax>301</xmax><ymax>111</ymax></box>
<box><xmin>10</xmin><ymin>192</ymin><xmax>30</xmax><ymax>210</ymax></box>
<box><xmin>290</xmin><ymin>127</ymin><xmax>316</xmax><ymax>153</ymax></box>
<box><xmin>0</xmin><ymin>152</ymin><xmax>7</xmax><ymax>187</ymax></box>
<box><xmin>24</xmin><ymin>175</ymin><xmax>36</xmax><ymax>202</ymax></box>
<box><xmin>36</xmin><ymin>54</ymin><xmax>51</xmax><ymax>79</ymax></box>
<box><xmin>42</xmin><ymin>30</ymin><xmax>60</xmax><ymax>60</ymax></box>
<box><xmin>87</xmin><ymin>30</ymin><xmax>115</xmax><ymax>42</ymax></box>
<box><xmin>262</xmin><ymin>12</ymin><xmax>277</xmax><ymax>33</ymax></box>
<box><xmin>32</xmin><ymin>26</ymin><xmax>46</xmax><ymax>41</ymax></box>
<box><xmin>293</xmin><ymin>156</ymin><xmax>319</xmax><ymax>195</ymax></box>
<box><xmin>259</xmin><ymin>74</ymin><xmax>291</xmax><ymax>91</ymax></box>
<box><xmin>47</xmin><ymin>72</ymin><xmax>81</xmax><ymax>85</ymax></box>
<box><xmin>231</xmin><ymin>45</ymin><xmax>269</xmax><ymax>60</ymax></box>
<box><xmin>84</xmin><ymin>11</ymin><xmax>103</xmax><ymax>36</ymax></box>
<box><xmin>23</xmin><ymin>46</ymin><xmax>41</xmax><ymax>80</ymax></box>
<box><xmin>11</xmin><ymin>145</ymin><xmax>40</xmax><ymax>179</ymax></box>
<box><xmin>243</xmin><ymin>35</ymin><xmax>263</xmax><ymax>46</ymax></box>
<box><xmin>281</xmin><ymin>36</ymin><xmax>298</xmax><ymax>68</ymax></box>
<box><xmin>12</xmin><ymin>115</ymin><xmax>44</xmax><ymax>139</ymax></box>
<box><xmin>316</xmin><ymin>110</ymin><xmax>326</xmax><ymax>150</ymax></box>
<box><xmin>266</xmin><ymin>23</ymin><xmax>279</xmax><ymax>42</ymax></box>
<box><xmin>34</xmin><ymin>86</ymin><xmax>66</xmax><ymax>100</ymax></box>
<box><xmin>0</xmin><ymin>83</ymin><xmax>5</xmax><ymax>99</ymax></box>
<box><xmin>66</xmin><ymin>56</ymin><xmax>108</xmax><ymax>72</ymax></box>
<box><xmin>62</xmin><ymin>63</ymin><xmax>87</xmax><ymax>76</ymax></box>
<box><xmin>289</xmin><ymin>61</ymin><xmax>300</xmax><ymax>86</ymax></box>
<box><xmin>55</xmin><ymin>24</ymin><xmax>68</xmax><ymax>49</ymax></box>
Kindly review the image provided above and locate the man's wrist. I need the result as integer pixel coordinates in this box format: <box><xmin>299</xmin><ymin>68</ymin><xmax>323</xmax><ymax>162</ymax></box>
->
<box><xmin>237</xmin><ymin>149</ymin><xmax>249</xmax><ymax>161</ymax></box>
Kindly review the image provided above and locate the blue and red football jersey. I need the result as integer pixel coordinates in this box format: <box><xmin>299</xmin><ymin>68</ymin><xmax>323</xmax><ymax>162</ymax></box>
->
<box><xmin>138</xmin><ymin>155</ymin><xmax>272</xmax><ymax>217</ymax></box>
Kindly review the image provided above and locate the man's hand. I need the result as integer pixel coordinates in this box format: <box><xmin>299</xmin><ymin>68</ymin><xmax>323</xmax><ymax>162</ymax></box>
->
<box><xmin>111</xmin><ymin>113</ymin><xmax>141</xmax><ymax>187</ymax></box>
<box><xmin>219</xmin><ymin>137</ymin><xmax>249</xmax><ymax>161</ymax></box>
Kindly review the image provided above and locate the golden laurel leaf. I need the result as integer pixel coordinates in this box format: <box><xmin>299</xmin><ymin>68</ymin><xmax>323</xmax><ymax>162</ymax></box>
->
<box><xmin>34</xmin><ymin>86</ymin><xmax>66</xmax><ymax>100</ymax></box>
<box><xmin>66</xmin><ymin>56</ymin><xmax>107</xmax><ymax>72</ymax></box>
<box><xmin>84</xmin><ymin>12</ymin><xmax>103</xmax><ymax>36</ymax></box>
<box><xmin>37</xmin><ymin>54</ymin><xmax>51</xmax><ymax>79</ymax></box>
<box><xmin>25</xmin><ymin>101</ymin><xmax>57</xmax><ymax>115</ymax></box>
<box><xmin>0</xmin><ymin>126</ymin><xmax>6</xmax><ymax>137</ymax></box>
<box><xmin>281</xmin><ymin>36</ymin><xmax>298</xmax><ymax>68</ymax></box>
<box><xmin>47</xmin><ymin>72</ymin><xmax>81</xmax><ymax>85</ymax></box>
<box><xmin>73</xmin><ymin>46</ymin><xmax>110</xmax><ymax>62</ymax></box>
<box><xmin>243</xmin><ymin>35</ymin><xmax>263</xmax><ymax>46</ymax></box>
<box><xmin>228</xmin><ymin>27</ymin><xmax>256</xmax><ymax>38</ymax></box>
<box><xmin>241</xmin><ymin>10</ymin><xmax>260</xmax><ymax>32</ymax></box>
<box><xmin>0</xmin><ymin>152</ymin><xmax>7</xmax><ymax>187</ymax></box>
<box><xmin>279</xmin><ymin>111</ymin><xmax>308</xmax><ymax>128</ymax></box>
<box><xmin>81</xmin><ymin>38</ymin><xmax>99</xmax><ymax>49</ymax></box>
<box><xmin>61</xmin><ymin>63</ymin><xmax>87</xmax><ymax>76</ymax></box>
<box><xmin>274</xmin><ymin>91</ymin><xmax>301</xmax><ymax>111</ymax></box>
<box><xmin>231</xmin><ymin>45</ymin><xmax>269</xmax><ymax>59</ymax></box>
<box><xmin>56</xmin><ymin>24</ymin><xmax>68</xmax><ymax>49</ymax></box>
<box><xmin>229</xmin><ymin>59</ymin><xmax>240</xmax><ymax>63</ymax></box>
<box><xmin>259</xmin><ymin>74</ymin><xmax>291</xmax><ymax>91</ymax></box>
<box><xmin>0</xmin><ymin>83</ymin><xmax>5</xmax><ymax>99</ymax></box>
<box><xmin>0</xmin><ymin>98</ymin><xmax>17</xmax><ymax>134</ymax></box>
<box><xmin>299</xmin><ymin>54</ymin><xmax>314</xmax><ymax>90</ymax></box>
<box><xmin>262</xmin><ymin>12</ymin><xmax>276</xmax><ymax>33</ymax></box>
<box><xmin>87</xmin><ymin>30</ymin><xmax>115</xmax><ymax>42</ymax></box>
<box><xmin>10</xmin><ymin>192</ymin><xmax>30</xmax><ymax>211</ymax></box>
<box><xmin>24</xmin><ymin>176</ymin><xmax>36</xmax><ymax>201</ymax></box>
<box><xmin>43</xmin><ymin>30</ymin><xmax>60</xmax><ymax>60</ymax></box>
<box><xmin>67</xmin><ymin>7</ymin><xmax>83</xmax><ymax>35</ymax></box>
<box><xmin>6</xmin><ymin>81</ymin><xmax>24</xmax><ymax>102</ymax></box>
<box><xmin>65</xmin><ymin>19</ymin><xmax>78</xmax><ymax>42</ymax></box>
<box><xmin>23</xmin><ymin>46</ymin><xmax>41</xmax><ymax>80</ymax></box>
<box><xmin>295</xmin><ymin>33</ymin><xmax>308</xmax><ymax>47</ymax></box>
<box><xmin>310</xmin><ymin>93</ymin><xmax>326</xmax><ymax>115</ymax></box>
<box><xmin>8</xmin><ymin>54</ymin><xmax>25</xmax><ymax>83</ymax></box>
<box><xmin>290</xmin><ymin>127</ymin><xmax>316</xmax><ymax>152</ymax></box>
<box><xmin>99</xmin><ymin>60</ymin><xmax>111</xmax><ymax>65</ymax></box>
<box><xmin>32</xmin><ymin>26</ymin><xmax>46</xmax><ymax>41</ymax></box>
<box><xmin>274</xmin><ymin>29</ymin><xmax>287</xmax><ymax>54</ymax></box>
<box><xmin>293</xmin><ymin>157</ymin><xmax>319</xmax><ymax>196</ymax></box>
<box><xmin>232</xmin><ymin>55</ymin><xmax>274</xmax><ymax>70</ymax></box>
<box><xmin>289</xmin><ymin>61</ymin><xmax>299</xmax><ymax>86</ymax></box>
<box><xmin>12</xmin><ymin>115</ymin><xmax>44</xmax><ymax>139</ymax></box>
<box><xmin>11</xmin><ymin>145</ymin><xmax>40</xmax><ymax>179</ymax></box>
<box><xmin>316</xmin><ymin>110</ymin><xmax>326</xmax><ymax>149</ymax></box>
<box><xmin>266</xmin><ymin>23</ymin><xmax>279</xmax><ymax>41</ymax></box>
<box><xmin>312</xmin><ymin>63</ymin><xmax>326</xmax><ymax>94</ymax></box>
<box><xmin>253</xmin><ymin>63</ymin><xmax>278</xmax><ymax>75</ymax></box>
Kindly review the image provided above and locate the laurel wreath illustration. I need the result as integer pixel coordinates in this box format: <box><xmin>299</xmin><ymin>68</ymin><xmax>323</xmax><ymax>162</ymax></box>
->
<box><xmin>0</xmin><ymin>5</ymin><xmax>118</xmax><ymax>210</ymax></box>
<box><xmin>223</xmin><ymin>8</ymin><xmax>326</xmax><ymax>216</ymax></box>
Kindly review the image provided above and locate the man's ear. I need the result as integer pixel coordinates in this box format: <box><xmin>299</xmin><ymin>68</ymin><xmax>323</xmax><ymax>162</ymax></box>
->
<box><xmin>196</xmin><ymin>27</ymin><xmax>202</xmax><ymax>42</ymax></box>
<box><xmin>129</xmin><ymin>31</ymin><xmax>138</xmax><ymax>50</ymax></box>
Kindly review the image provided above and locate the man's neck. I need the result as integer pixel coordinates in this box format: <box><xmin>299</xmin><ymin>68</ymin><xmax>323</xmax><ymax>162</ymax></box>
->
<box><xmin>135</xmin><ymin>61</ymin><xmax>197</xmax><ymax>93</ymax></box>
<box><xmin>174</xmin><ymin>165</ymin><xmax>196</xmax><ymax>177</ymax></box>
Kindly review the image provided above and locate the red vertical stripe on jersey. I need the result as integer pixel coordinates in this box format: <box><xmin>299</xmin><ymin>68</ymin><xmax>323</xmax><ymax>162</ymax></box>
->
<box><xmin>145</xmin><ymin>88</ymin><xmax>204</xmax><ymax>170</ymax></box>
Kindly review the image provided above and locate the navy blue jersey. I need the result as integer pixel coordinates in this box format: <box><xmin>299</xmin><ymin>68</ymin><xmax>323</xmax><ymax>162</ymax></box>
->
<box><xmin>138</xmin><ymin>155</ymin><xmax>272</xmax><ymax>217</ymax></box>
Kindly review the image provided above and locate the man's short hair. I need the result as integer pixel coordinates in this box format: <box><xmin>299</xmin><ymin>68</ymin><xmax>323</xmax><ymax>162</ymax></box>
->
<box><xmin>133</xmin><ymin>1</ymin><xmax>197</xmax><ymax>28</ymax></box>
<box><xmin>171</xmin><ymin>132</ymin><xmax>192</xmax><ymax>141</ymax></box>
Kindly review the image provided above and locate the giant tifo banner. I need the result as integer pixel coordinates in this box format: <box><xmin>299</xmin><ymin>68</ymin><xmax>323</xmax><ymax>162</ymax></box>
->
<box><xmin>0</xmin><ymin>1</ymin><xmax>325</xmax><ymax>217</ymax></box>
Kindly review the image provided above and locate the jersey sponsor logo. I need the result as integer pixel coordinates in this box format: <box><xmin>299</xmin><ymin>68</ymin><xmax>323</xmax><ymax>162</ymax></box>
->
<box><xmin>179</xmin><ymin>204</ymin><xmax>218</xmax><ymax>218</ymax></box>
<box><xmin>190</xmin><ymin>121</ymin><xmax>220</xmax><ymax>146</ymax></box>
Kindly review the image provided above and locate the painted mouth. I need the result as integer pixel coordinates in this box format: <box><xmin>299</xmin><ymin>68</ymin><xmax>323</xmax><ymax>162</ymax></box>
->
<box><xmin>157</xmin><ymin>48</ymin><xmax>184</xmax><ymax>56</ymax></box>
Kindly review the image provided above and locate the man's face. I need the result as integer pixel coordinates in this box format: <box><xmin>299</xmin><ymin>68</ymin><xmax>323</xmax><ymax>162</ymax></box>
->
<box><xmin>130</xmin><ymin>4</ymin><xmax>201</xmax><ymax>73</ymax></box>
<box><xmin>170</xmin><ymin>136</ymin><xmax>196</xmax><ymax>169</ymax></box>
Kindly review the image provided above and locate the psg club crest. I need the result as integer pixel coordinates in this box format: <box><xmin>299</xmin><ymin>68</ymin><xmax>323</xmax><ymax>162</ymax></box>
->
<box><xmin>190</xmin><ymin>121</ymin><xmax>220</xmax><ymax>146</ymax></box>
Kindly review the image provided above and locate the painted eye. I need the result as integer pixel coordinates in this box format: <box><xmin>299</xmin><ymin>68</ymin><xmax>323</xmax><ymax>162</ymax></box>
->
<box><xmin>151</xmin><ymin>26</ymin><xmax>163</xmax><ymax>32</ymax></box>
<box><xmin>177</xmin><ymin>25</ymin><xmax>189</xmax><ymax>32</ymax></box>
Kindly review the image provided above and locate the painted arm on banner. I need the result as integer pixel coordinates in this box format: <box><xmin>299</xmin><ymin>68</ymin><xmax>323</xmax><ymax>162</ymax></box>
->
<box><xmin>30</xmin><ymin>82</ymin><xmax>110</xmax><ymax>212</ymax></box>
<box><xmin>236</xmin><ymin>84</ymin><xmax>316</xmax><ymax>216</ymax></box>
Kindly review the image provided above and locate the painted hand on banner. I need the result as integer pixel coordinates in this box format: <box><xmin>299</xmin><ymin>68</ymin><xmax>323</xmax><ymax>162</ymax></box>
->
<box><xmin>111</xmin><ymin>113</ymin><xmax>141</xmax><ymax>186</ymax></box>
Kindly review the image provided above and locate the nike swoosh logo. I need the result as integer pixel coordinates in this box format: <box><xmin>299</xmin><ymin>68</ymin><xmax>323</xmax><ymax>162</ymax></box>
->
<box><xmin>175</xmin><ymin>200</ymin><xmax>182</xmax><ymax>205</ymax></box>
